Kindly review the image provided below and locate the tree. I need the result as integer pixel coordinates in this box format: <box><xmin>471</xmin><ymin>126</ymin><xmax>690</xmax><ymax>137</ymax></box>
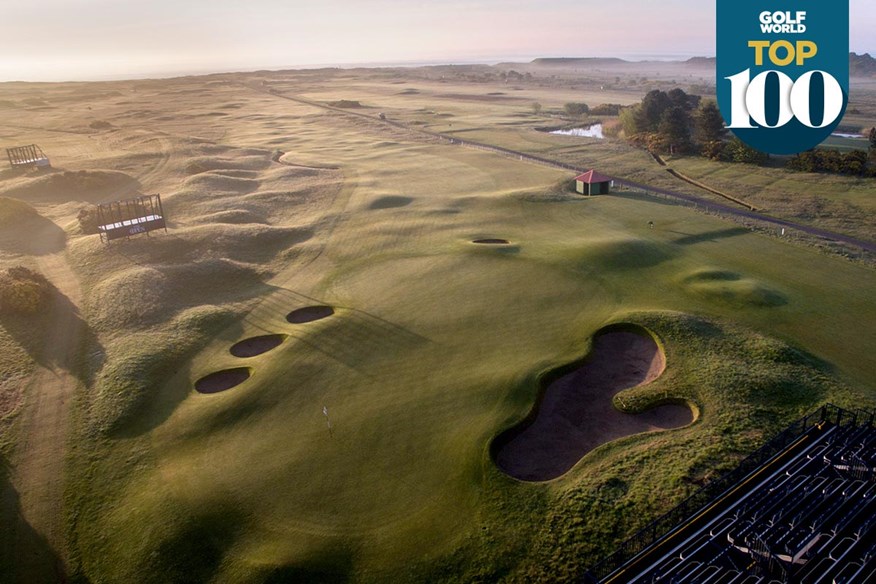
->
<box><xmin>668</xmin><ymin>88</ymin><xmax>696</xmax><ymax>110</ymax></box>
<box><xmin>659</xmin><ymin>106</ymin><xmax>693</xmax><ymax>153</ymax></box>
<box><xmin>530</xmin><ymin>102</ymin><xmax>542</xmax><ymax>115</ymax></box>
<box><xmin>620</xmin><ymin>106</ymin><xmax>643</xmax><ymax>136</ymax></box>
<box><xmin>869</xmin><ymin>127</ymin><xmax>876</xmax><ymax>149</ymax></box>
<box><xmin>563</xmin><ymin>102</ymin><xmax>590</xmax><ymax>116</ymax></box>
<box><xmin>695</xmin><ymin>101</ymin><xmax>727</xmax><ymax>144</ymax></box>
<box><xmin>636</xmin><ymin>90</ymin><xmax>672</xmax><ymax>132</ymax></box>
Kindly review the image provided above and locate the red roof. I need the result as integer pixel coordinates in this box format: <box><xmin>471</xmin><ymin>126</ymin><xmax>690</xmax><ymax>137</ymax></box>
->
<box><xmin>574</xmin><ymin>170</ymin><xmax>613</xmax><ymax>184</ymax></box>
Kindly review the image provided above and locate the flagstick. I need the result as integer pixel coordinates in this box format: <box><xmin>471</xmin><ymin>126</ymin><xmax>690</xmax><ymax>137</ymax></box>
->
<box><xmin>323</xmin><ymin>405</ymin><xmax>333</xmax><ymax>438</ymax></box>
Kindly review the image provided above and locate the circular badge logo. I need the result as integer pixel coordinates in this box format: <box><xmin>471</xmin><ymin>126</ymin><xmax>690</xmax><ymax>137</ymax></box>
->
<box><xmin>717</xmin><ymin>1</ymin><xmax>849</xmax><ymax>155</ymax></box>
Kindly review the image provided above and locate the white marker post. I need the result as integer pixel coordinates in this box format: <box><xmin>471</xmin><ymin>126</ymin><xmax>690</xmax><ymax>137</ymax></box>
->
<box><xmin>323</xmin><ymin>405</ymin><xmax>333</xmax><ymax>438</ymax></box>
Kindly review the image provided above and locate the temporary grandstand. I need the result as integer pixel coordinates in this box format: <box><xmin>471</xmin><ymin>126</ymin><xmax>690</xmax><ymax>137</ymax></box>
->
<box><xmin>586</xmin><ymin>404</ymin><xmax>875</xmax><ymax>584</ymax></box>
<box><xmin>96</xmin><ymin>194</ymin><xmax>167</xmax><ymax>242</ymax></box>
<box><xmin>6</xmin><ymin>144</ymin><xmax>50</xmax><ymax>170</ymax></box>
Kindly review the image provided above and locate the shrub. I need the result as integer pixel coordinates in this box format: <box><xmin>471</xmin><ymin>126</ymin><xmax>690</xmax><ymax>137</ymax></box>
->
<box><xmin>786</xmin><ymin>148</ymin><xmax>872</xmax><ymax>176</ymax></box>
<box><xmin>78</xmin><ymin>207</ymin><xmax>101</xmax><ymax>234</ymax></box>
<box><xmin>0</xmin><ymin>266</ymin><xmax>52</xmax><ymax>314</ymax></box>
<box><xmin>563</xmin><ymin>102</ymin><xmax>590</xmax><ymax>116</ymax></box>
<box><xmin>590</xmin><ymin>103</ymin><xmax>622</xmax><ymax>116</ymax></box>
<box><xmin>724</xmin><ymin>138</ymin><xmax>769</xmax><ymax>165</ymax></box>
<box><xmin>701</xmin><ymin>140</ymin><xmax>726</xmax><ymax>161</ymax></box>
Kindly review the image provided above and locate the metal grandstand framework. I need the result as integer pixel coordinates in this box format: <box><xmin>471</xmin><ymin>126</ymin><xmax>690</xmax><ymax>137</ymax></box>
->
<box><xmin>6</xmin><ymin>144</ymin><xmax>50</xmax><ymax>169</ymax></box>
<box><xmin>585</xmin><ymin>404</ymin><xmax>876</xmax><ymax>583</ymax></box>
<box><xmin>96</xmin><ymin>194</ymin><xmax>167</xmax><ymax>243</ymax></box>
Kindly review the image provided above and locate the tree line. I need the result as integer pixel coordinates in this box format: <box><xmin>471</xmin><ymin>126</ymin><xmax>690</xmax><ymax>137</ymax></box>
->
<box><xmin>619</xmin><ymin>88</ymin><xmax>876</xmax><ymax>176</ymax></box>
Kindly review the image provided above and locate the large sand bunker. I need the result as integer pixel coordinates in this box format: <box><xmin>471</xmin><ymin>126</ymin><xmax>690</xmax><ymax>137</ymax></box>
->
<box><xmin>492</xmin><ymin>325</ymin><xmax>693</xmax><ymax>481</ymax></box>
<box><xmin>230</xmin><ymin>334</ymin><xmax>286</xmax><ymax>358</ymax></box>
<box><xmin>195</xmin><ymin>367</ymin><xmax>251</xmax><ymax>394</ymax></box>
<box><xmin>286</xmin><ymin>305</ymin><xmax>334</xmax><ymax>324</ymax></box>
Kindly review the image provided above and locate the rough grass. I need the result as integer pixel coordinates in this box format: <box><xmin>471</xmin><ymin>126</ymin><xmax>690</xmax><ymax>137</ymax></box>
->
<box><xmin>0</xmin><ymin>170</ymin><xmax>140</xmax><ymax>204</ymax></box>
<box><xmin>0</xmin><ymin>197</ymin><xmax>39</xmax><ymax>226</ymax></box>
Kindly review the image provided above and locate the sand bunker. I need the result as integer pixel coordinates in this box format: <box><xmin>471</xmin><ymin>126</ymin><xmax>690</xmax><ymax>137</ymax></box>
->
<box><xmin>472</xmin><ymin>238</ymin><xmax>510</xmax><ymax>245</ymax></box>
<box><xmin>369</xmin><ymin>196</ymin><xmax>413</xmax><ymax>210</ymax></box>
<box><xmin>229</xmin><ymin>334</ymin><xmax>286</xmax><ymax>358</ymax></box>
<box><xmin>492</xmin><ymin>325</ymin><xmax>693</xmax><ymax>481</ymax></box>
<box><xmin>195</xmin><ymin>367</ymin><xmax>251</xmax><ymax>394</ymax></box>
<box><xmin>286</xmin><ymin>305</ymin><xmax>334</xmax><ymax>324</ymax></box>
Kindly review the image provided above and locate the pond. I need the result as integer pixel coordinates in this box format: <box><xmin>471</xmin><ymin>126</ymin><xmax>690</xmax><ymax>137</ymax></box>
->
<box><xmin>550</xmin><ymin>123</ymin><xmax>604</xmax><ymax>139</ymax></box>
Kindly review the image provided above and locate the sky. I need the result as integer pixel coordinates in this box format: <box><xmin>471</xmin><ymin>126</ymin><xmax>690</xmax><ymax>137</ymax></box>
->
<box><xmin>0</xmin><ymin>0</ymin><xmax>874</xmax><ymax>82</ymax></box>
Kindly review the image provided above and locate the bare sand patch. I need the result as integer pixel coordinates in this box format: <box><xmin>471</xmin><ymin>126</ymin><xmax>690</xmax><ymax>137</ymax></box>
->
<box><xmin>493</xmin><ymin>325</ymin><xmax>692</xmax><ymax>481</ymax></box>
<box><xmin>286</xmin><ymin>305</ymin><xmax>334</xmax><ymax>324</ymax></box>
<box><xmin>195</xmin><ymin>367</ymin><xmax>251</xmax><ymax>394</ymax></box>
<box><xmin>229</xmin><ymin>334</ymin><xmax>286</xmax><ymax>358</ymax></box>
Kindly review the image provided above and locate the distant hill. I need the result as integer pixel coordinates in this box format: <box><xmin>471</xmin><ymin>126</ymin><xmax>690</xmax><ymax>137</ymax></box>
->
<box><xmin>495</xmin><ymin>54</ymin><xmax>876</xmax><ymax>77</ymax></box>
<box><xmin>682</xmin><ymin>54</ymin><xmax>876</xmax><ymax>77</ymax></box>
<box><xmin>850</xmin><ymin>52</ymin><xmax>876</xmax><ymax>77</ymax></box>
<box><xmin>685</xmin><ymin>57</ymin><xmax>715</xmax><ymax>68</ymax></box>
<box><xmin>529</xmin><ymin>57</ymin><xmax>630</xmax><ymax>67</ymax></box>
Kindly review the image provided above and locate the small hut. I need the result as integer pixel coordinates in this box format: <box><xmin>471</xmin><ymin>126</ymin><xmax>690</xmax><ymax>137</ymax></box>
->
<box><xmin>574</xmin><ymin>170</ymin><xmax>613</xmax><ymax>196</ymax></box>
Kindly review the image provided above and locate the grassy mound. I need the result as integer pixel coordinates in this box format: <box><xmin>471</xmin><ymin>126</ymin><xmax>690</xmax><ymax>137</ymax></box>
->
<box><xmin>0</xmin><ymin>170</ymin><xmax>139</xmax><ymax>203</ymax></box>
<box><xmin>184</xmin><ymin>155</ymin><xmax>272</xmax><ymax>175</ymax></box>
<box><xmin>577</xmin><ymin>236</ymin><xmax>676</xmax><ymax>270</ymax></box>
<box><xmin>0</xmin><ymin>197</ymin><xmax>39</xmax><ymax>226</ymax></box>
<box><xmin>88</xmin><ymin>305</ymin><xmax>238</xmax><ymax>436</ymax></box>
<box><xmin>682</xmin><ymin>269</ymin><xmax>787</xmax><ymax>307</ymax></box>
<box><xmin>182</xmin><ymin>172</ymin><xmax>261</xmax><ymax>194</ymax></box>
<box><xmin>88</xmin><ymin>259</ymin><xmax>267</xmax><ymax>333</ymax></box>
<box><xmin>190</xmin><ymin>209</ymin><xmax>268</xmax><ymax>225</ymax></box>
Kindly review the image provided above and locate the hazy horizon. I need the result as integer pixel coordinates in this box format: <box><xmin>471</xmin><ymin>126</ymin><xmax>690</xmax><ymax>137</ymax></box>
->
<box><xmin>1</xmin><ymin>0</ymin><xmax>874</xmax><ymax>83</ymax></box>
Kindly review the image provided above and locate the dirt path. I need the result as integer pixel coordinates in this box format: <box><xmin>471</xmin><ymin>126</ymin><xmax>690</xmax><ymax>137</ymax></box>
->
<box><xmin>10</xmin><ymin>227</ymin><xmax>84</xmax><ymax>582</ymax></box>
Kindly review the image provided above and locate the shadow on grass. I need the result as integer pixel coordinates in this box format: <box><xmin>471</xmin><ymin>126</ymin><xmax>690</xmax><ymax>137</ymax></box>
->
<box><xmin>0</xmin><ymin>454</ymin><xmax>66</xmax><ymax>584</ymax></box>
<box><xmin>0</xmin><ymin>285</ymin><xmax>105</xmax><ymax>388</ymax></box>
<box><xmin>673</xmin><ymin>227</ymin><xmax>750</xmax><ymax>246</ymax></box>
<box><xmin>0</xmin><ymin>215</ymin><xmax>66</xmax><ymax>257</ymax></box>
<box><xmin>262</xmin><ymin>545</ymin><xmax>355</xmax><ymax>584</ymax></box>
